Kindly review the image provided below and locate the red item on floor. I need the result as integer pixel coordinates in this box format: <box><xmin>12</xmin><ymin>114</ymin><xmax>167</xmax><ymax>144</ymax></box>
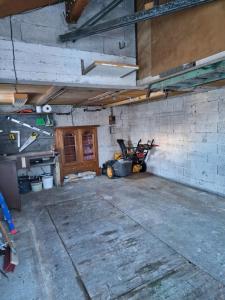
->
<box><xmin>3</xmin><ymin>246</ymin><xmax>16</xmax><ymax>273</ymax></box>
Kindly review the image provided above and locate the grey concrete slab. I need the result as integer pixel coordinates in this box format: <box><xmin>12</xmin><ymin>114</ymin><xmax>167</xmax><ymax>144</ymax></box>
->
<box><xmin>48</xmin><ymin>195</ymin><xmax>224</xmax><ymax>299</ymax></box>
<box><xmin>101</xmin><ymin>174</ymin><xmax>225</xmax><ymax>286</ymax></box>
<box><xmin>0</xmin><ymin>208</ymin><xmax>87</xmax><ymax>300</ymax></box>
<box><xmin>1</xmin><ymin>175</ymin><xmax>225</xmax><ymax>299</ymax></box>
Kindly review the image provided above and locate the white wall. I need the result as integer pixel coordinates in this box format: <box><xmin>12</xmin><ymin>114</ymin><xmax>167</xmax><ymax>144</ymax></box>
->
<box><xmin>0</xmin><ymin>39</ymin><xmax>136</xmax><ymax>87</ymax></box>
<box><xmin>2</xmin><ymin>86</ymin><xmax>225</xmax><ymax>195</ymax></box>
<box><xmin>0</xmin><ymin>1</ymin><xmax>136</xmax><ymax>87</ymax></box>
<box><xmin>126</xmin><ymin>88</ymin><xmax>225</xmax><ymax>195</ymax></box>
<box><xmin>40</xmin><ymin>87</ymin><xmax>225</xmax><ymax>196</ymax></box>
<box><xmin>0</xmin><ymin>1</ymin><xmax>135</xmax><ymax>57</ymax></box>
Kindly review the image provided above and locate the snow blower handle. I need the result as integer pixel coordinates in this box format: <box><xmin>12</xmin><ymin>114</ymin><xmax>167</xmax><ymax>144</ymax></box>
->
<box><xmin>137</xmin><ymin>139</ymin><xmax>142</xmax><ymax>146</ymax></box>
<box><xmin>151</xmin><ymin>139</ymin><xmax>159</xmax><ymax>147</ymax></box>
<box><xmin>148</xmin><ymin>139</ymin><xmax>159</xmax><ymax>149</ymax></box>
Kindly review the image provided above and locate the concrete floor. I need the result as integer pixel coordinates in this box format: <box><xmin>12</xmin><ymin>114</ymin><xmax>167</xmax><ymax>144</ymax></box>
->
<box><xmin>1</xmin><ymin>174</ymin><xmax>225</xmax><ymax>299</ymax></box>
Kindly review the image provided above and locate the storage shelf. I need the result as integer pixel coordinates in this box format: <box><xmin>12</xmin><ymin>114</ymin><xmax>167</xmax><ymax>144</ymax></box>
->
<box><xmin>30</xmin><ymin>161</ymin><xmax>55</xmax><ymax>167</ymax></box>
<box><xmin>0</xmin><ymin>112</ymin><xmax>53</xmax><ymax>115</ymax></box>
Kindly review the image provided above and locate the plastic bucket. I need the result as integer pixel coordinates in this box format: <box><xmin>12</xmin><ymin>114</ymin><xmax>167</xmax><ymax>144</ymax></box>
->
<box><xmin>42</xmin><ymin>175</ymin><xmax>53</xmax><ymax>190</ymax></box>
<box><xmin>31</xmin><ymin>181</ymin><xmax>42</xmax><ymax>192</ymax></box>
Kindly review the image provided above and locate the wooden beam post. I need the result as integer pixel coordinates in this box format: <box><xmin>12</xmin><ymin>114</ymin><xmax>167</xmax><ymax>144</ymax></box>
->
<box><xmin>0</xmin><ymin>0</ymin><xmax>62</xmax><ymax>18</ymax></box>
<box><xmin>65</xmin><ymin>0</ymin><xmax>89</xmax><ymax>23</ymax></box>
<box><xmin>30</xmin><ymin>86</ymin><xmax>65</xmax><ymax>106</ymax></box>
<box><xmin>105</xmin><ymin>91</ymin><xmax>166</xmax><ymax>107</ymax></box>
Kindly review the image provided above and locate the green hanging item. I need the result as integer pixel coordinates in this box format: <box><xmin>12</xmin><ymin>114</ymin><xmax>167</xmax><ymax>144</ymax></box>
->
<box><xmin>36</xmin><ymin>118</ymin><xmax>45</xmax><ymax>126</ymax></box>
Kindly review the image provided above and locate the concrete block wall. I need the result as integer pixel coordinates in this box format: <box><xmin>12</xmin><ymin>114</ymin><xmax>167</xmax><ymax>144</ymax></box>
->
<box><xmin>0</xmin><ymin>1</ymin><xmax>135</xmax><ymax>58</ymax></box>
<box><xmin>0</xmin><ymin>38</ymin><xmax>136</xmax><ymax>87</ymax></box>
<box><xmin>0</xmin><ymin>104</ymin><xmax>129</xmax><ymax>172</ymax></box>
<box><xmin>54</xmin><ymin>106</ymin><xmax>129</xmax><ymax>166</ymax></box>
<box><xmin>2</xmin><ymin>87</ymin><xmax>225</xmax><ymax>196</ymax></box>
<box><xmin>126</xmin><ymin>88</ymin><xmax>225</xmax><ymax>195</ymax></box>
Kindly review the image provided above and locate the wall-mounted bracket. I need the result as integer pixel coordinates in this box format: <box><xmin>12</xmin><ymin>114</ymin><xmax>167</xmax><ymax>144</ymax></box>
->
<box><xmin>81</xmin><ymin>60</ymin><xmax>139</xmax><ymax>78</ymax></box>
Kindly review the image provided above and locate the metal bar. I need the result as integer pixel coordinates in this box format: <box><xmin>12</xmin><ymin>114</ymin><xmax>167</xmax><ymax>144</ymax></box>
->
<box><xmin>149</xmin><ymin>60</ymin><xmax>225</xmax><ymax>92</ymax></box>
<box><xmin>59</xmin><ymin>0</ymin><xmax>214</xmax><ymax>42</ymax></box>
<box><xmin>150</xmin><ymin>60</ymin><xmax>225</xmax><ymax>91</ymax></box>
<box><xmin>79</xmin><ymin>0</ymin><xmax>124</xmax><ymax>29</ymax></box>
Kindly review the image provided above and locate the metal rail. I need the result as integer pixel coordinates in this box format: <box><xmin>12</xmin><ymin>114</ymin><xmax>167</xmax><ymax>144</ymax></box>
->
<box><xmin>60</xmin><ymin>0</ymin><xmax>214</xmax><ymax>42</ymax></box>
<box><xmin>79</xmin><ymin>0</ymin><xmax>124</xmax><ymax>29</ymax></box>
<box><xmin>149</xmin><ymin>59</ymin><xmax>225</xmax><ymax>92</ymax></box>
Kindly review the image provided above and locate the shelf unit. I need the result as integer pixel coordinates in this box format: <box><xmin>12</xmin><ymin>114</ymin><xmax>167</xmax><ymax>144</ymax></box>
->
<box><xmin>55</xmin><ymin>126</ymin><xmax>100</xmax><ymax>181</ymax></box>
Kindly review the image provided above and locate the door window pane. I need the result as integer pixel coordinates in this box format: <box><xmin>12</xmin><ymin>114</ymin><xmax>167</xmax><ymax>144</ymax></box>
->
<box><xmin>82</xmin><ymin>131</ymin><xmax>95</xmax><ymax>161</ymax></box>
<box><xmin>63</xmin><ymin>133</ymin><xmax>76</xmax><ymax>163</ymax></box>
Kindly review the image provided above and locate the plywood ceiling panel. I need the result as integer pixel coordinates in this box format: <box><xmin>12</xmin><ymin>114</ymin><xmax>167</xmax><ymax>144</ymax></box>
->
<box><xmin>151</xmin><ymin>0</ymin><xmax>225</xmax><ymax>75</ymax></box>
<box><xmin>48</xmin><ymin>87</ymin><xmax>116</xmax><ymax>105</ymax></box>
<box><xmin>136</xmin><ymin>0</ymin><xmax>152</xmax><ymax>80</ymax></box>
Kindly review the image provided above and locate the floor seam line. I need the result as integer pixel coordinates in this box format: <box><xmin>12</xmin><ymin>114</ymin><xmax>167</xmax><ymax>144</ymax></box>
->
<box><xmin>45</xmin><ymin>206</ymin><xmax>92</xmax><ymax>300</ymax></box>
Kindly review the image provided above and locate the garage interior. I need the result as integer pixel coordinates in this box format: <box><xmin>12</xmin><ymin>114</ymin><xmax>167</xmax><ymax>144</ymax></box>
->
<box><xmin>0</xmin><ymin>0</ymin><xmax>225</xmax><ymax>299</ymax></box>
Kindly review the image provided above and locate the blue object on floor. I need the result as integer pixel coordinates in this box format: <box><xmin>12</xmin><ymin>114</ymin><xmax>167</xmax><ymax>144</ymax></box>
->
<box><xmin>0</xmin><ymin>192</ymin><xmax>17</xmax><ymax>234</ymax></box>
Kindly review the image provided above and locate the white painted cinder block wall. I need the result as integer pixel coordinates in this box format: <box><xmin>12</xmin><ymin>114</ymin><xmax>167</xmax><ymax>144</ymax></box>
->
<box><xmin>54</xmin><ymin>88</ymin><xmax>225</xmax><ymax>195</ymax></box>
<box><xmin>126</xmin><ymin>88</ymin><xmax>225</xmax><ymax>196</ymax></box>
<box><xmin>2</xmin><ymin>87</ymin><xmax>225</xmax><ymax>195</ymax></box>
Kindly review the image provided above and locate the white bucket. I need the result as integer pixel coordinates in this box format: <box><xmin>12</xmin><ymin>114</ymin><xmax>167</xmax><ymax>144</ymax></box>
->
<box><xmin>42</xmin><ymin>175</ymin><xmax>53</xmax><ymax>190</ymax></box>
<box><xmin>31</xmin><ymin>181</ymin><xmax>43</xmax><ymax>192</ymax></box>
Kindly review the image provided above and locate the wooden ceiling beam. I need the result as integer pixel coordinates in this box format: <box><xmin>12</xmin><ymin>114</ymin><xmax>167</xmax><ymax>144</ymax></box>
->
<box><xmin>65</xmin><ymin>0</ymin><xmax>89</xmax><ymax>23</ymax></box>
<box><xmin>29</xmin><ymin>86</ymin><xmax>65</xmax><ymax>106</ymax></box>
<box><xmin>0</xmin><ymin>84</ymin><xmax>51</xmax><ymax>94</ymax></box>
<box><xmin>105</xmin><ymin>91</ymin><xmax>166</xmax><ymax>107</ymax></box>
<box><xmin>0</xmin><ymin>0</ymin><xmax>62</xmax><ymax>18</ymax></box>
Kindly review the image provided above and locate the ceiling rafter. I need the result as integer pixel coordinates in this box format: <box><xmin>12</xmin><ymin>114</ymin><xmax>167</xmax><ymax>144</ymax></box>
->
<box><xmin>0</xmin><ymin>0</ymin><xmax>62</xmax><ymax>18</ymax></box>
<box><xmin>30</xmin><ymin>86</ymin><xmax>65</xmax><ymax>106</ymax></box>
<box><xmin>65</xmin><ymin>0</ymin><xmax>89</xmax><ymax>23</ymax></box>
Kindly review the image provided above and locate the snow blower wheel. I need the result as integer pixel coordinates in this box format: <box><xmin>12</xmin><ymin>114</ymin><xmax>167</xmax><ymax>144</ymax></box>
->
<box><xmin>140</xmin><ymin>161</ymin><xmax>147</xmax><ymax>172</ymax></box>
<box><xmin>106</xmin><ymin>166</ymin><xmax>115</xmax><ymax>179</ymax></box>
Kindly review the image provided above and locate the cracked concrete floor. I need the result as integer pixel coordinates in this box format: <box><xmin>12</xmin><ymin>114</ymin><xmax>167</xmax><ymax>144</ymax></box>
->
<box><xmin>1</xmin><ymin>174</ymin><xmax>225</xmax><ymax>299</ymax></box>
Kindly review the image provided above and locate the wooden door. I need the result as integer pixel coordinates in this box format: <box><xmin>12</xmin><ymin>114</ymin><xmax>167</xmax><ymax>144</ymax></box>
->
<box><xmin>55</xmin><ymin>126</ymin><xmax>100</xmax><ymax>180</ymax></box>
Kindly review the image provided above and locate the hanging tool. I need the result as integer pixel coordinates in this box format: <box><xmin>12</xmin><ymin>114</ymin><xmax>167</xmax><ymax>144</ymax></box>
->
<box><xmin>8</xmin><ymin>132</ymin><xmax>16</xmax><ymax>141</ymax></box>
<box><xmin>36</xmin><ymin>117</ymin><xmax>45</xmax><ymax>126</ymax></box>
<box><xmin>45</xmin><ymin>115</ymin><xmax>53</xmax><ymax>127</ymax></box>
<box><xmin>19</xmin><ymin>132</ymin><xmax>38</xmax><ymax>153</ymax></box>
<box><xmin>10</xmin><ymin>131</ymin><xmax>20</xmax><ymax>148</ymax></box>
<box><xmin>7</xmin><ymin>116</ymin><xmax>53</xmax><ymax>136</ymax></box>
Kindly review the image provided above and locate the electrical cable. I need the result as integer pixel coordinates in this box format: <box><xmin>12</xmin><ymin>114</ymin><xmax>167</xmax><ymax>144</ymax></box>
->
<box><xmin>9</xmin><ymin>16</ymin><xmax>18</xmax><ymax>93</ymax></box>
<box><xmin>71</xmin><ymin>107</ymin><xmax>75</xmax><ymax>126</ymax></box>
<box><xmin>9</xmin><ymin>1</ymin><xmax>62</xmax><ymax>94</ymax></box>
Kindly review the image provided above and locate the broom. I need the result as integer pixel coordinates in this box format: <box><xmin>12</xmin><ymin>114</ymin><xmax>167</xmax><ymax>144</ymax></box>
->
<box><xmin>0</xmin><ymin>221</ymin><xmax>19</xmax><ymax>272</ymax></box>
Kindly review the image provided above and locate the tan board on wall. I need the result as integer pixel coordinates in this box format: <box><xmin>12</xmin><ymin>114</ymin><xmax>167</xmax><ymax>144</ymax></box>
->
<box><xmin>137</xmin><ymin>0</ymin><xmax>225</xmax><ymax>79</ymax></box>
<box><xmin>136</xmin><ymin>0</ymin><xmax>152</xmax><ymax>80</ymax></box>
